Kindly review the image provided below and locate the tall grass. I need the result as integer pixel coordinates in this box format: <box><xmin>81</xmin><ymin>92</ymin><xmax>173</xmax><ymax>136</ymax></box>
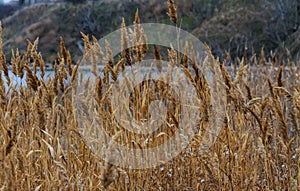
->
<box><xmin>0</xmin><ymin>3</ymin><xmax>300</xmax><ymax>190</ymax></box>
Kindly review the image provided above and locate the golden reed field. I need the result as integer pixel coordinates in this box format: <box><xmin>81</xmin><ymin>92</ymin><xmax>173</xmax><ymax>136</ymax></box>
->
<box><xmin>0</xmin><ymin>0</ymin><xmax>300</xmax><ymax>190</ymax></box>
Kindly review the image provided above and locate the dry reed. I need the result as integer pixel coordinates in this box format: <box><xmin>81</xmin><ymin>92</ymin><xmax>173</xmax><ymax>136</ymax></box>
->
<box><xmin>0</xmin><ymin>3</ymin><xmax>299</xmax><ymax>190</ymax></box>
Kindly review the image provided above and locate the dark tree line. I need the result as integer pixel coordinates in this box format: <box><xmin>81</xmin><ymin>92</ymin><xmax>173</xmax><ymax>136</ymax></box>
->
<box><xmin>18</xmin><ymin>0</ymin><xmax>86</xmax><ymax>5</ymax></box>
<box><xmin>298</xmin><ymin>0</ymin><xmax>300</xmax><ymax>30</ymax></box>
<box><xmin>0</xmin><ymin>4</ymin><xmax>18</xmax><ymax>20</ymax></box>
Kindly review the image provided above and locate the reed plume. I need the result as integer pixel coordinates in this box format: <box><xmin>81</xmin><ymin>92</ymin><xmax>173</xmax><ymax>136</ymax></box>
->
<box><xmin>167</xmin><ymin>0</ymin><xmax>178</xmax><ymax>24</ymax></box>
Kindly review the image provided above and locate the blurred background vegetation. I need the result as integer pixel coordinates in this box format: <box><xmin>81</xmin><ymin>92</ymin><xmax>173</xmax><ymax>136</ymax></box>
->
<box><xmin>0</xmin><ymin>0</ymin><xmax>299</xmax><ymax>63</ymax></box>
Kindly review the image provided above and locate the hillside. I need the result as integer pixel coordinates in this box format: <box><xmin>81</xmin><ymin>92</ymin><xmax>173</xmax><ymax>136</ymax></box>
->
<box><xmin>1</xmin><ymin>0</ymin><xmax>299</xmax><ymax>63</ymax></box>
<box><xmin>193</xmin><ymin>0</ymin><xmax>300</xmax><ymax>60</ymax></box>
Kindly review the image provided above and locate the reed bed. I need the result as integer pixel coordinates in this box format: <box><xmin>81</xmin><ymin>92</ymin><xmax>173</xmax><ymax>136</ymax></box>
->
<box><xmin>0</xmin><ymin>3</ymin><xmax>300</xmax><ymax>190</ymax></box>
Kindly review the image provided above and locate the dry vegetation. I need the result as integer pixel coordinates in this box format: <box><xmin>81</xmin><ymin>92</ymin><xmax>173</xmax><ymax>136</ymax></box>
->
<box><xmin>0</xmin><ymin>2</ymin><xmax>300</xmax><ymax>190</ymax></box>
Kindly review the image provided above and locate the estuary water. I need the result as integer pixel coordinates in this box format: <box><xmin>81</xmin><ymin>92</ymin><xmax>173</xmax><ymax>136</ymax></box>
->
<box><xmin>1</xmin><ymin>64</ymin><xmax>215</xmax><ymax>91</ymax></box>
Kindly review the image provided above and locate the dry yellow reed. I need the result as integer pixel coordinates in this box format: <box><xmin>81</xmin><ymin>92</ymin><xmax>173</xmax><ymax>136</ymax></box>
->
<box><xmin>167</xmin><ymin>0</ymin><xmax>178</xmax><ymax>24</ymax></box>
<box><xmin>0</xmin><ymin>5</ymin><xmax>298</xmax><ymax>191</ymax></box>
